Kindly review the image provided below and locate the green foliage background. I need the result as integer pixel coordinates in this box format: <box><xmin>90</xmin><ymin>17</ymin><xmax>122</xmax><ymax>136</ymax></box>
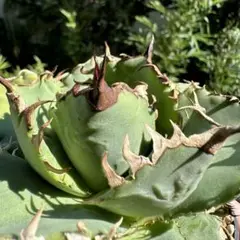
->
<box><xmin>0</xmin><ymin>0</ymin><xmax>239</xmax><ymax>95</ymax></box>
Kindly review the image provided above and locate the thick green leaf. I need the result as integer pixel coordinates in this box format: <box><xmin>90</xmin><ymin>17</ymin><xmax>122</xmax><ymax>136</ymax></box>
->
<box><xmin>105</xmin><ymin>56</ymin><xmax>177</xmax><ymax>135</ymax></box>
<box><xmin>50</xmin><ymin>88</ymin><xmax>155</xmax><ymax>192</ymax></box>
<box><xmin>0</xmin><ymin>152</ymin><xmax>125</xmax><ymax>237</ymax></box>
<box><xmin>65</xmin><ymin>55</ymin><xmax>178</xmax><ymax>135</ymax></box>
<box><xmin>146</xmin><ymin>213</ymin><xmax>221</xmax><ymax>240</ymax></box>
<box><xmin>89</xmin><ymin>143</ymin><xmax>213</xmax><ymax>217</ymax></box>
<box><xmin>173</xmin><ymin>87</ymin><xmax>240</xmax><ymax>215</ymax></box>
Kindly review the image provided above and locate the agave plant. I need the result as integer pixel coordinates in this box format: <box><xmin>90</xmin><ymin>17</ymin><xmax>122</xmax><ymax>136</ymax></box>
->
<box><xmin>0</xmin><ymin>42</ymin><xmax>239</xmax><ymax>239</ymax></box>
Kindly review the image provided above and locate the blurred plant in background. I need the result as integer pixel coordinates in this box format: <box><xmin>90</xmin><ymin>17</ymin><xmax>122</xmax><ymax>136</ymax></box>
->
<box><xmin>128</xmin><ymin>0</ymin><xmax>218</xmax><ymax>80</ymax></box>
<box><xmin>0</xmin><ymin>54</ymin><xmax>46</xmax><ymax>78</ymax></box>
<box><xmin>127</xmin><ymin>0</ymin><xmax>240</xmax><ymax>94</ymax></box>
<box><xmin>0</xmin><ymin>0</ymin><xmax>147</xmax><ymax>70</ymax></box>
<box><xmin>207</xmin><ymin>27</ymin><xmax>240</xmax><ymax>96</ymax></box>
<box><xmin>0</xmin><ymin>0</ymin><xmax>239</xmax><ymax>95</ymax></box>
<box><xmin>0</xmin><ymin>55</ymin><xmax>10</xmax><ymax>75</ymax></box>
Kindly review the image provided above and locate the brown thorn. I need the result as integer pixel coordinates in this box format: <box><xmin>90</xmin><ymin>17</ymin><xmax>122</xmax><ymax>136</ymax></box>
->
<box><xmin>107</xmin><ymin>217</ymin><xmax>123</xmax><ymax>240</ymax></box>
<box><xmin>55</xmin><ymin>69</ymin><xmax>68</xmax><ymax>81</ymax></box>
<box><xmin>72</xmin><ymin>82</ymin><xmax>81</xmax><ymax>96</ymax></box>
<box><xmin>167</xmin><ymin>121</ymin><xmax>187</xmax><ymax>148</ymax></box>
<box><xmin>77</xmin><ymin>222</ymin><xmax>89</xmax><ymax>236</ymax></box>
<box><xmin>43</xmin><ymin>161</ymin><xmax>72</xmax><ymax>174</ymax></box>
<box><xmin>191</xmin><ymin>125</ymin><xmax>240</xmax><ymax>154</ymax></box>
<box><xmin>0</xmin><ymin>76</ymin><xmax>14</xmax><ymax>92</ymax></box>
<box><xmin>104</xmin><ymin>41</ymin><xmax>111</xmax><ymax>57</ymax></box>
<box><xmin>6</xmin><ymin>92</ymin><xmax>26</xmax><ymax>113</ymax></box>
<box><xmin>145</xmin><ymin>35</ymin><xmax>155</xmax><ymax>64</ymax></box>
<box><xmin>20</xmin><ymin>206</ymin><xmax>44</xmax><ymax>240</ymax></box>
<box><xmin>122</xmin><ymin>135</ymin><xmax>152</xmax><ymax>178</ymax></box>
<box><xmin>146</xmin><ymin>121</ymin><xmax>238</xmax><ymax>163</ymax></box>
<box><xmin>40</xmin><ymin>70</ymin><xmax>53</xmax><ymax>81</ymax></box>
<box><xmin>93</xmin><ymin>55</ymin><xmax>101</xmax><ymax>84</ymax></box>
<box><xmin>101</xmin><ymin>152</ymin><xmax>125</xmax><ymax>188</ymax></box>
<box><xmin>138</xmin><ymin>63</ymin><xmax>162</xmax><ymax>76</ymax></box>
<box><xmin>145</xmin><ymin>125</ymin><xmax>167</xmax><ymax>164</ymax></box>
<box><xmin>176</xmin><ymin>105</ymin><xmax>221</xmax><ymax>127</ymax></box>
<box><xmin>87</xmin><ymin>54</ymin><xmax>120</xmax><ymax>111</ymax></box>
<box><xmin>31</xmin><ymin>119</ymin><xmax>52</xmax><ymax>150</ymax></box>
<box><xmin>133</xmin><ymin>84</ymin><xmax>148</xmax><ymax>101</ymax></box>
<box><xmin>119</xmin><ymin>53</ymin><xmax>133</xmax><ymax>60</ymax></box>
<box><xmin>177</xmin><ymin>91</ymin><xmax>221</xmax><ymax>126</ymax></box>
<box><xmin>169</xmin><ymin>89</ymin><xmax>179</xmax><ymax>101</ymax></box>
<box><xmin>138</xmin><ymin>63</ymin><xmax>171</xmax><ymax>84</ymax></box>
<box><xmin>51</xmin><ymin>65</ymin><xmax>58</xmax><ymax>75</ymax></box>
<box><xmin>23</xmin><ymin>100</ymin><xmax>53</xmax><ymax>130</ymax></box>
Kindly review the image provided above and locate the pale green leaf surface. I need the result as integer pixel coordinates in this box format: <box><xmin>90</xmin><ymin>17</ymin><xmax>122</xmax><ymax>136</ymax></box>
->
<box><xmin>173</xmin><ymin>87</ymin><xmax>240</xmax><ymax>215</ymax></box>
<box><xmin>0</xmin><ymin>152</ymin><xmax>123</xmax><ymax>236</ymax></box>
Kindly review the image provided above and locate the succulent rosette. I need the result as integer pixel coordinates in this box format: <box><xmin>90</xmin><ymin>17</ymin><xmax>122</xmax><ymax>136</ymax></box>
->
<box><xmin>0</xmin><ymin>43</ymin><xmax>240</xmax><ymax>239</ymax></box>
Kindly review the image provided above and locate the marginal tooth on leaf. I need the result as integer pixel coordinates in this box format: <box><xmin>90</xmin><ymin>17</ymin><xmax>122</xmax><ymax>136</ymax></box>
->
<box><xmin>182</xmin><ymin>122</ymin><xmax>240</xmax><ymax>154</ymax></box>
<box><xmin>167</xmin><ymin>121</ymin><xmax>187</xmax><ymax>148</ymax></box>
<box><xmin>31</xmin><ymin>119</ymin><xmax>52</xmax><ymax>150</ymax></box>
<box><xmin>119</xmin><ymin>53</ymin><xmax>133</xmax><ymax>60</ymax></box>
<box><xmin>139</xmin><ymin>63</ymin><xmax>161</xmax><ymax>76</ymax></box>
<box><xmin>51</xmin><ymin>65</ymin><xmax>58</xmax><ymax>75</ymax></box>
<box><xmin>169</xmin><ymin>88</ymin><xmax>179</xmax><ymax>101</ymax></box>
<box><xmin>150</xmin><ymin>94</ymin><xmax>157</xmax><ymax>108</ymax></box>
<box><xmin>93</xmin><ymin>55</ymin><xmax>101</xmax><ymax>83</ymax></box>
<box><xmin>104</xmin><ymin>41</ymin><xmax>111</xmax><ymax>58</ymax></box>
<box><xmin>176</xmin><ymin>92</ymin><xmax>221</xmax><ymax>127</ymax></box>
<box><xmin>182</xmin><ymin>127</ymin><xmax>219</xmax><ymax>150</ymax></box>
<box><xmin>133</xmin><ymin>84</ymin><xmax>148</xmax><ymax>101</ymax></box>
<box><xmin>101</xmin><ymin>152</ymin><xmax>125</xmax><ymax>188</ymax></box>
<box><xmin>87</xmin><ymin>54</ymin><xmax>120</xmax><ymax>111</ymax></box>
<box><xmin>183</xmin><ymin>80</ymin><xmax>201</xmax><ymax>90</ymax></box>
<box><xmin>107</xmin><ymin>217</ymin><xmax>123</xmax><ymax>240</ymax></box>
<box><xmin>0</xmin><ymin>76</ymin><xmax>14</xmax><ymax>92</ymax></box>
<box><xmin>55</xmin><ymin>70</ymin><xmax>68</xmax><ymax>81</ymax></box>
<box><xmin>72</xmin><ymin>82</ymin><xmax>81</xmax><ymax>96</ymax></box>
<box><xmin>23</xmin><ymin>100</ymin><xmax>53</xmax><ymax>130</ymax></box>
<box><xmin>145</xmin><ymin>125</ymin><xmax>167</xmax><ymax>164</ymax></box>
<box><xmin>77</xmin><ymin>221</ymin><xmax>89</xmax><ymax>235</ymax></box>
<box><xmin>138</xmin><ymin>63</ymin><xmax>170</xmax><ymax>84</ymax></box>
<box><xmin>189</xmin><ymin>125</ymin><xmax>240</xmax><ymax>154</ymax></box>
<box><xmin>159</xmin><ymin>73</ymin><xmax>171</xmax><ymax>84</ymax></box>
<box><xmin>122</xmin><ymin>135</ymin><xmax>152</xmax><ymax>178</ymax></box>
<box><xmin>20</xmin><ymin>206</ymin><xmax>43</xmax><ymax>240</ymax></box>
<box><xmin>79</xmin><ymin>64</ymin><xmax>93</xmax><ymax>75</ymax></box>
<box><xmin>43</xmin><ymin>161</ymin><xmax>71</xmax><ymax>174</ymax></box>
<box><xmin>40</xmin><ymin>70</ymin><xmax>53</xmax><ymax>82</ymax></box>
<box><xmin>7</xmin><ymin>92</ymin><xmax>26</xmax><ymax>113</ymax></box>
<box><xmin>191</xmin><ymin>91</ymin><xmax>206</xmax><ymax>112</ymax></box>
<box><xmin>65</xmin><ymin>232</ymin><xmax>90</xmax><ymax>240</ymax></box>
<box><xmin>145</xmin><ymin>35</ymin><xmax>155</xmax><ymax>64</ymax></box>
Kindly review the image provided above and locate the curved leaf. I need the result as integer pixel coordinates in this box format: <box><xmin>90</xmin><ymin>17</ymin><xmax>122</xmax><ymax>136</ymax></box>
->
<box><xmin>173</xmin><ymin>87</ymin><xmax>240</xmax><ymax>215</ymax></box>
<box><xmin>0</xmin><ymin>152</ymin><xmax>124</xmax><ymax>237</ymax></box>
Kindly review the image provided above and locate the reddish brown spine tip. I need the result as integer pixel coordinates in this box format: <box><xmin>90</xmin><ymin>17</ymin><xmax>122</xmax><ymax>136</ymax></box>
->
<box><xmin>72</xmin><ymin>83</ymin><xmax>81</xmax><ymax>96</ymax></box>
<box><xmin>87</xmin><ymin>54</ymin><xmax>120</xmax><ymax>111</ymax></box>
<box><xmin>93</xmin><ymin>56</ymin><xmax>101</xmax><ymax>85</ymax></box>
<box><xmin>80</xmin><ymin>65</ymin><xmax>93</xmax><ymax>75</ymax></box>
<box><xmin>43</xmin><ymin>161</ymin><xmax>72</xmax><ymax>174</ymax></box>
<box><xmin>55</xmin><ymin>70</ymin><xmax>67</xmax><ymax>81</ymax></box>
<box><xmin>23</xmin><ymin>100</ymin><xmax>53</xmax><ymax>130</ymax></box>
<box><xmin>51</xmin><ymin>65</ymin><xmax>58</xmax><ymax>75</ymax></box>
<box><xmin>0</xmin><ymin>76</ymin><xmax>14</xmax><ymax>93</ymax></box>
<box><xmin>31</xmin><ymin>119</ymin><xmax>52</xmax><ymax>150</ymax></box>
